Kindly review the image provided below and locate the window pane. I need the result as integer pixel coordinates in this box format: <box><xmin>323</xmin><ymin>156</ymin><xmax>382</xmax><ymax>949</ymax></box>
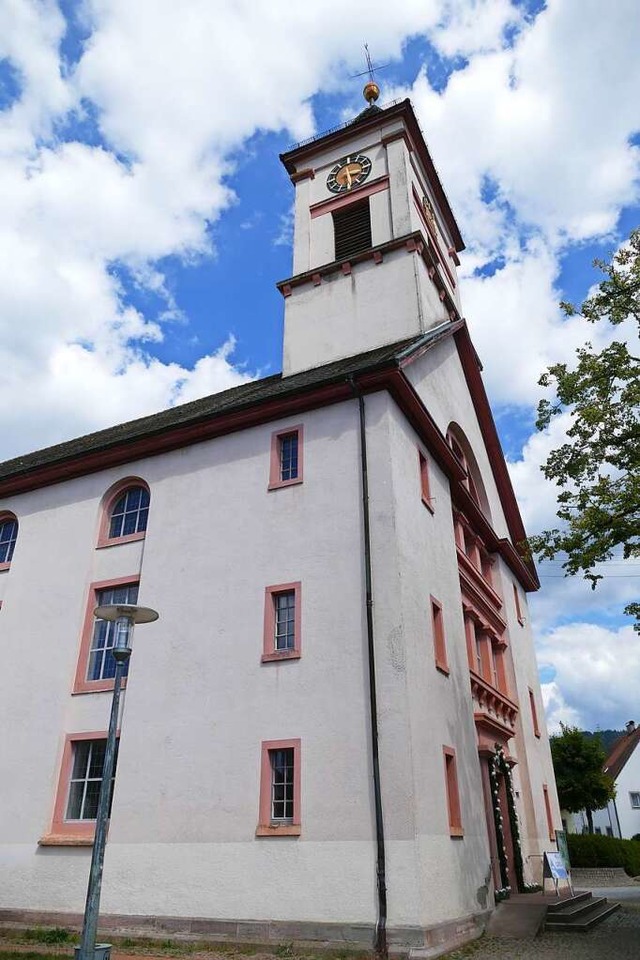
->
<box><xmin>66</xmin><ymin>781</ymin><xmax>85</xmax><ymax>820</ymax></box>
<box><xmin>83</xmin><ymin>780</ymin><xmax>101</xmax><ymax>820</ymax></box>
<box><xmin>275</xmin><ymin>591</ymin><xmax>295</xmax><ymax>650</ymax></box>
<box><xmin>0</xmin><ymin>519</ymin><xmax>18</xmax><ymax>563</ymax></box>
<box><xmin>108</xmin><ymin>487</ymin><xmax>149</xmax><ymax>539</ymax></box>
<box><xmin>71</xmin><ymin>741</ymin><xmax>91</xmax><ymax>779</ymax></box>
<box><xmin>88</xmin><ymin>741</ymin><xmax>106</xmax><ymax>778</ymax></box>
<box><xmin>279</xmin><ymin>434</ymin><xmax>298</xmax><ymax>481</ymax></box>
<box><xmin>270</xmin><ymin>747</ymin><xmax>294</xmax><ymax>822</ymax></box>
<box><xmin>65</xmin><ymin>739</ymin><xmax>118</xmax><ymax>822</ymax></box>
<box><xmin>88</xmin><ymin>585</ymin><xmax>138</xmax><ymax>681</ymax></box>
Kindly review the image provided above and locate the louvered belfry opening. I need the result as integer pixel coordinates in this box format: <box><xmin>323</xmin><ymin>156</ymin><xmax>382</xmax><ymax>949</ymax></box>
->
<box><xmin>332</xmin><ymin>199</ymin><xmax>372</xmax><ymax>262</ymax></box>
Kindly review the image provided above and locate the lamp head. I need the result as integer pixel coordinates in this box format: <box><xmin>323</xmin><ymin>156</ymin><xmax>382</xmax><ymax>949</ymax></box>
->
<box><xmin>92</xmin><ymin>604</ymin><xmax>159</xmax><ymax>662</ymax></box>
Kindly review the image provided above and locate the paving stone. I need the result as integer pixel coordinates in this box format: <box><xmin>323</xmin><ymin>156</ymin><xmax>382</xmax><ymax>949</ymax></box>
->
<box><xmin>443</xmin><ymin>906</ymin><xmax>640</xmax><ymax>960</ymax></box>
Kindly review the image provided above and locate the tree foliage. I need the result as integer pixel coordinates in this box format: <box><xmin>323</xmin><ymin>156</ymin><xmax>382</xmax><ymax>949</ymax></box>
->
<box><xmin>528</xmin><ymin>228</ymin><xmax>640</xmax><ymax>628</ymax></box>
<box><xmin>550</xmin><ymin>724</ymin><xmax>615</xmax><ymax>833</ymax></box>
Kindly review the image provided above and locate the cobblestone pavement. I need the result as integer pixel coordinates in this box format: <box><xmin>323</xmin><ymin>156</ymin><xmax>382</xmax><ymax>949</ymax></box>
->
<box><xmin>445</xmin><ymin>907</ymin><xmax>640</xmax><ymax>959</ymax></box>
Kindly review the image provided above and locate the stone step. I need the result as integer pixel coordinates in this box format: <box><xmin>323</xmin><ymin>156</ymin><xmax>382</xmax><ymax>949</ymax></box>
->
<box><xmin>546</xmin><ymin>900</ymin><xmax>621</xmax><ymax>932</ymax></box>
<box><xmin>546</xmin><ymin>895</ymin><xmax>607</xmax><ymax>922</ymax></box>
<box><xmin>546</xmin><ymin>891</ymin><xmax>592</xmax><ymax>913</ymax></box>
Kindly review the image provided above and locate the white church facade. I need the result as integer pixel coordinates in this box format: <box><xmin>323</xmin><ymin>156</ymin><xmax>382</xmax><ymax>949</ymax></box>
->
<box><xmin>0</xmin><ymin>95</ymin><xmax>560</xmax><ymax>956</ymax></box>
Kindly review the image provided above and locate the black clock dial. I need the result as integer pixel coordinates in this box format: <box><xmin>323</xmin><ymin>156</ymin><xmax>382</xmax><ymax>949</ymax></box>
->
<box><xmin>326</xmin><ymin>154</ymin><xmax>372</xmax><ymax>194</ymax></box>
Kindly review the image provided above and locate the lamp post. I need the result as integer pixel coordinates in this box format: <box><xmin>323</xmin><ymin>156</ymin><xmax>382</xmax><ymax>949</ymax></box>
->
<box><xmin>76</xmin><ymin>603</ymin><xmax>159</xmax><ymax>960</ymax></box>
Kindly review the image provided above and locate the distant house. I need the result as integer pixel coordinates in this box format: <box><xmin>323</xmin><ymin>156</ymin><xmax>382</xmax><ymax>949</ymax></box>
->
<box><xmin>588</xmin><ymin>722</ymin><xmax>640</xmax><ymax>838</ymax></box>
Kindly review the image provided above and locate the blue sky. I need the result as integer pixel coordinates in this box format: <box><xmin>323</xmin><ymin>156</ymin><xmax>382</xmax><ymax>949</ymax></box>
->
<box><xmin>0</xmin><ymin>0</ymin><xmax>638</xmax><ymax>731</ymax></box>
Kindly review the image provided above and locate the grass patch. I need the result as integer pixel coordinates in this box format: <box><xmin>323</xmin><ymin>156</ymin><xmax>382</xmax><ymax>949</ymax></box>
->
<box><xmin>0</xmin><ymin>931</ymin><xmax>374</xmax><ymax>960</ymax></box>
<box><xmin>0</xmin><ymin>953</ymin><xmax>70</xmax><ymax>960</ymax></box>
<box><xmin>22</xmin><ymin>932</ymin><xmax>72</xmax><ymax>946</ymax></box>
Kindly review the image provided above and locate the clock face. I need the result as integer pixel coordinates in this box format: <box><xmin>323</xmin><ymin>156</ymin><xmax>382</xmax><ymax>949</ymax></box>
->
<box><xmin>326</xmin><ymin>154</ymin><xmax>372</xmax><ymax>194</ymax></box>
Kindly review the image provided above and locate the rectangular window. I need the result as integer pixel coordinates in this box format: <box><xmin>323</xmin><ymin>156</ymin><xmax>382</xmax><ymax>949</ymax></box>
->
<box><xmin>275</xmin><ymin>591</ymin><xmax>295</xmax><ymax>651</ymax></box>
<box><xmin>475</xmin><ymin>633</ymin><xmax>483</xmax><ymax>676</ymax></box>
<box><xmin>88</xmin><ymin>583</ymin><xmax>139</xmax><ymax>682</ymax></box>
<box><xmin>262</xmin><ymin>582</ymin><xmax>301</xmax><ymax>661</ymax></box>
<box><xmin>491</xmin><ymin>645</ymin><xmax>500</xmax><ymax>689</ymax></box>
<box><xmin>270</xmin><ymin>748</ymin><xmax>294</xmax><ymax>822</ymax></box>
<box><xmin>257</xmin><ymin>738</ymin><xmax>301</xmax><ymax>837</ymax></box>
<box><xmin>513</xmin><ymin>583</ymin><xmax>524</xmax><ymax>624</ymax></box>
<box><xmin>606</xmin><ymin>826</ymin><xmax>613</xmax><ymax>836</ymax></box>
<box><xmin>73</xmin><ymin>576</ymin><xmax>140</xmax><ymax>695</ymax></box>
<box><xmin>595</xmin><ymin>827</ymin><xmax>602</xmax><ymax>835</ymax></box>
<box><xmin>44</xmin><ymin>731</ymin><xmax>118</xmax><ymax>843</ymax></box>
<box><xmin>630</xmin><ymin>792</ymin><xmax>640</xmax><ymax>808</ymax></box>
<box><xmin>443</xmin><ymin>746</ymin><xmax>463</xmax><ymax>837</ymax></box>
<box><xmin>268</xmin><ymin>425</ymin><xmax>304</xmax><ymax>489</ymax></box>
<box><xmin>418</xmin><ymin>450</ymin><xmax>434</xmax><ymax>512</ymax></box>
<box><xmin>66</xmin><ymin>738</ymin><xmax>118</xmax><ymax>821</ymax></box>
<box><xmin>431</xmin><ymin>598</ymin><xmax>449</xmax><ymax>675</ymax></box>
<box><xmin>279</xmin><ymin>433</ymin><xmax>299</xmax><ymax>482</ymax></box>
<box><xmin>529</xmin><ymin>688</ymin><xmax>541</xmax><ymax>738</ymax></box>
<box><xmin>543</xmin><ymin>783</ymin><xmax>555</xmax><ymax>840</ymax></box>
<box><xmin>333</xmin><ymin>198</ymin><xmax>372</xmax><ymax>261</ymax></box>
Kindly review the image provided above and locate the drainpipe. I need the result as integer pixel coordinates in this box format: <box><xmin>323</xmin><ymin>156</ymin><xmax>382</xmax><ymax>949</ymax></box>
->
<box><xmin>348</xmin><ymin>376</ymin><xmax>388</xmax><ymax>959</ymax></box>
<box><xmin>613</xmin><ymin>799</ymin><xmax>622</xmax><ymax>839</ymax></box>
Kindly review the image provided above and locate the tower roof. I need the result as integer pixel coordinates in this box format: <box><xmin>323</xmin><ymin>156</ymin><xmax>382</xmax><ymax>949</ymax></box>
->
<box><xmin>280</xmin><ymin>98</ymin><xmax>464</xmax><ymax>253</ymax></box>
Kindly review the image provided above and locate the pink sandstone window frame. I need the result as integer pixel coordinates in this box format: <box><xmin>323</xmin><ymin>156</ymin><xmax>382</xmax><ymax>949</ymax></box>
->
<box><xmin>256</xmin><ymin>738</ymin><xmax>301</xmax><ymax>837</ymax></box>
<box><xmin>268</xmin><ymin>425</ymin><xmax>304</xmax><ymax>490</ymax></box>
<box><xmin>73</xmin><ymin>575</ymin><xmax>140</xmax><ymax>694</ymax></box>
<box><xmin>529</xmin><ymin>687</ymin><xmax>541</xmax><ymax>738</ymax></box>
<box><xmin>542</xmin><ymin>783</ymin><xmax>555</xmax><ymax>840</ymax></box>
<box><xmin>262</xmin><ymin>582</ymin><xmax>301</xmax><ymax>662</ymax></box>
<box><xmin>443</xmin><ymin>746</ymin><xmax>464</xmax><ymax>837</ymax></box>
<box><xmin>43</xmin><ymin>729</ymin><xmax>117</xmax><ymax>845</ymax></box>
<box><xmin>96</xmin><ymin>477</ymin><xmax>150</xmax><ymax>548</ymax></box>
<box><xmin>0</xmin><ymin>511</ymin><xmax>18</xmax><ymax>572</ymax></box>
<box><xmin>431</xmin><ymin>597</ymin><xmax>449</xmax><ymax>675</ymax></box>
<box><xmin>513</xmin><ymin>583</ymin><xmax>525</xmax><ymax>625</ymax></box>
<box><xmin>418</xmin><ymin>449</ymin><xmax>434</xmax><ymax>513</ymax></box>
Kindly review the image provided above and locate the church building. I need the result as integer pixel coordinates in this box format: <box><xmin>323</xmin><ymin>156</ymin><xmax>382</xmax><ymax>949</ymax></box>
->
<box><xmin>0</xmin><ymin>89</ymin><xmax>561</xmax><ymax>956</ymax></box>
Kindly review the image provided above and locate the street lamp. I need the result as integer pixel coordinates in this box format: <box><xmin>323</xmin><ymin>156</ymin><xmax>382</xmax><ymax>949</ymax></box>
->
<box><xmin>76</xmin><ymin>604</ymin><xmax>159</xmax><ymax>960</ymax></box>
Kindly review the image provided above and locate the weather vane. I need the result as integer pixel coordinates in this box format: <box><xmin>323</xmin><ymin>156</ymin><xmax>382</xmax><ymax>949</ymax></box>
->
<box><xmin>351</xmin><ymin>43</ymin><xmax>389</xmax><ymax>104</ymax></box>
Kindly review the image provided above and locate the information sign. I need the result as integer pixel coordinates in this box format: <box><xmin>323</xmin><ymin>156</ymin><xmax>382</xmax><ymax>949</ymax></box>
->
<box><xmin>555</xmin><ymin>829</ymin><xmax>570</xmax><ymax>870</ymax></box>
<box><xmin>544</xmin><ymin>851</ymin><xmax>569</xmax><ymax>880</ymax></box>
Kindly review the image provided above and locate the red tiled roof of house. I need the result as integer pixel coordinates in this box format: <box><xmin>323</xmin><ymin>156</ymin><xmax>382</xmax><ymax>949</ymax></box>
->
<box><xmin>604</xmin><ymin>725</ymin><xmax>640</xmax><ymax>781</ymax></box>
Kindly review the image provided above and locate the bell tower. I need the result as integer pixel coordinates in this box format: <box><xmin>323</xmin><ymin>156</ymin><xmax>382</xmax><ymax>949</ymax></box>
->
<box><xmin>278</xmin><ymin>88</ymin><xmax>465</xmax><ymax>376</ymax></box>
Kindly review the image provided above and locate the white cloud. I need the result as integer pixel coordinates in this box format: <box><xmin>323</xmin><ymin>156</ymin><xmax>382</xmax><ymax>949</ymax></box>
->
<box><xmin>433</xmin><ymin>0</ymin><xmax>522</xmax><ymax>57</ymax></box>
<box><xmin>409</xmin><ymin>0</ymin><xmax>640</xmax><ymax>260</ymax></box>
<box><xmin>537</xmin><ymin>623</ymin><xmax>640</xmax><ymax>732</ymax></box>
<box><xmin>0</xmin><ymin>0</ymin><xmax>452</xmax><ymax>460</ymax></box>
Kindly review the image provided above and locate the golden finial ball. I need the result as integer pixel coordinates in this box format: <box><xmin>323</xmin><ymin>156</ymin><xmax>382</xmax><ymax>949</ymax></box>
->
<box><xmin>363</xmin><ymin>81</ymin><xmax>380</xmax><ymax>104</ymax></box>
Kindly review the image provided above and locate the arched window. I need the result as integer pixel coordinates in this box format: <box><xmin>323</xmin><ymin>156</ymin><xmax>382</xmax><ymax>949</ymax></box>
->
<box><xmin>0</xmin><ymin>513</ymin><xmax>18</xmax><ymax>567</ymax></box>
<box><xmin>0</xmin><ymin>513</ymin><xmax>18</xmax><ymax>566</ymax></box>
<box><xmin>446</xmin><ymin>424</ymin><xmax>492</xmax><ymax>520</ymax></box>
<box><xmin>109</xmin><ymin>486</ymin><xmax>149</xmax><ymax>539</ymax></box>
<box><xmin>98</xmin><ymin>479</ymin><xmax>150</xmax><ymax>547</ymax></box>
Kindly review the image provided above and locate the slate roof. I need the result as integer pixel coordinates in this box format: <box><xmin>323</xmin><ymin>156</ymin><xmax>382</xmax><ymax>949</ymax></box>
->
<box><xmin>0</xmin><ymin>331</ymin><xmax>443</xmax><ymax>483</ymax></box>
<box><xmin>604</xmin><ymin>725</ymin><xmax>640</xmax><ymax>781</ymax></box>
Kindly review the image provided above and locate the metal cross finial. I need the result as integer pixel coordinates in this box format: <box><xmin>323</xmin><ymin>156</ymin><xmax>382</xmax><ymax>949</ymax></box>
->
<box><xmin>350</xmin><ymin>43</ymin><xmax>390</xmax><ymax>81</ymax></box>
<box><xmin>351</xmin><ymin>43</ymin><xmax>389</xmax><ymax>105</ymax></box>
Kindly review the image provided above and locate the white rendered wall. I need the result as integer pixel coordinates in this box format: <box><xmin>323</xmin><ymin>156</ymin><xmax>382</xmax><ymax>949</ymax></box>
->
<box><xmin>0</xmin><ymin>402</ymin><xmax>383</xmax><ymax>924</ymax></box>
<box><xmin>404</xmin><ymin>343</ymin><xmax>562</xmax><ymax>882</ymax></box>
<box><xmin>609</xmin><ymin>750</ymin><xmax>640</xmax><ymax>838</ymax></box>
<box><xmin>365</xmin><ymin>392</ymin><xmax>495</xmax><ymax>925</ymax></box>
<box><xmin>282</xmin><ymin>250</ymin><xmax>448</xmax><ymax>376</ymax></box>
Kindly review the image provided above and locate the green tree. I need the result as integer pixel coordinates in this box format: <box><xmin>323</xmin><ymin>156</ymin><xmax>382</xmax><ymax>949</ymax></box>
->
<box><xmin>550</xmin><ymin>724</ymin><xmax>615</xmax><ymax>834</ymax></box>
<box><xmin>528</xmin><ymin>228</ymin><xmax>640</xmax><ymax>628</ymax></box>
